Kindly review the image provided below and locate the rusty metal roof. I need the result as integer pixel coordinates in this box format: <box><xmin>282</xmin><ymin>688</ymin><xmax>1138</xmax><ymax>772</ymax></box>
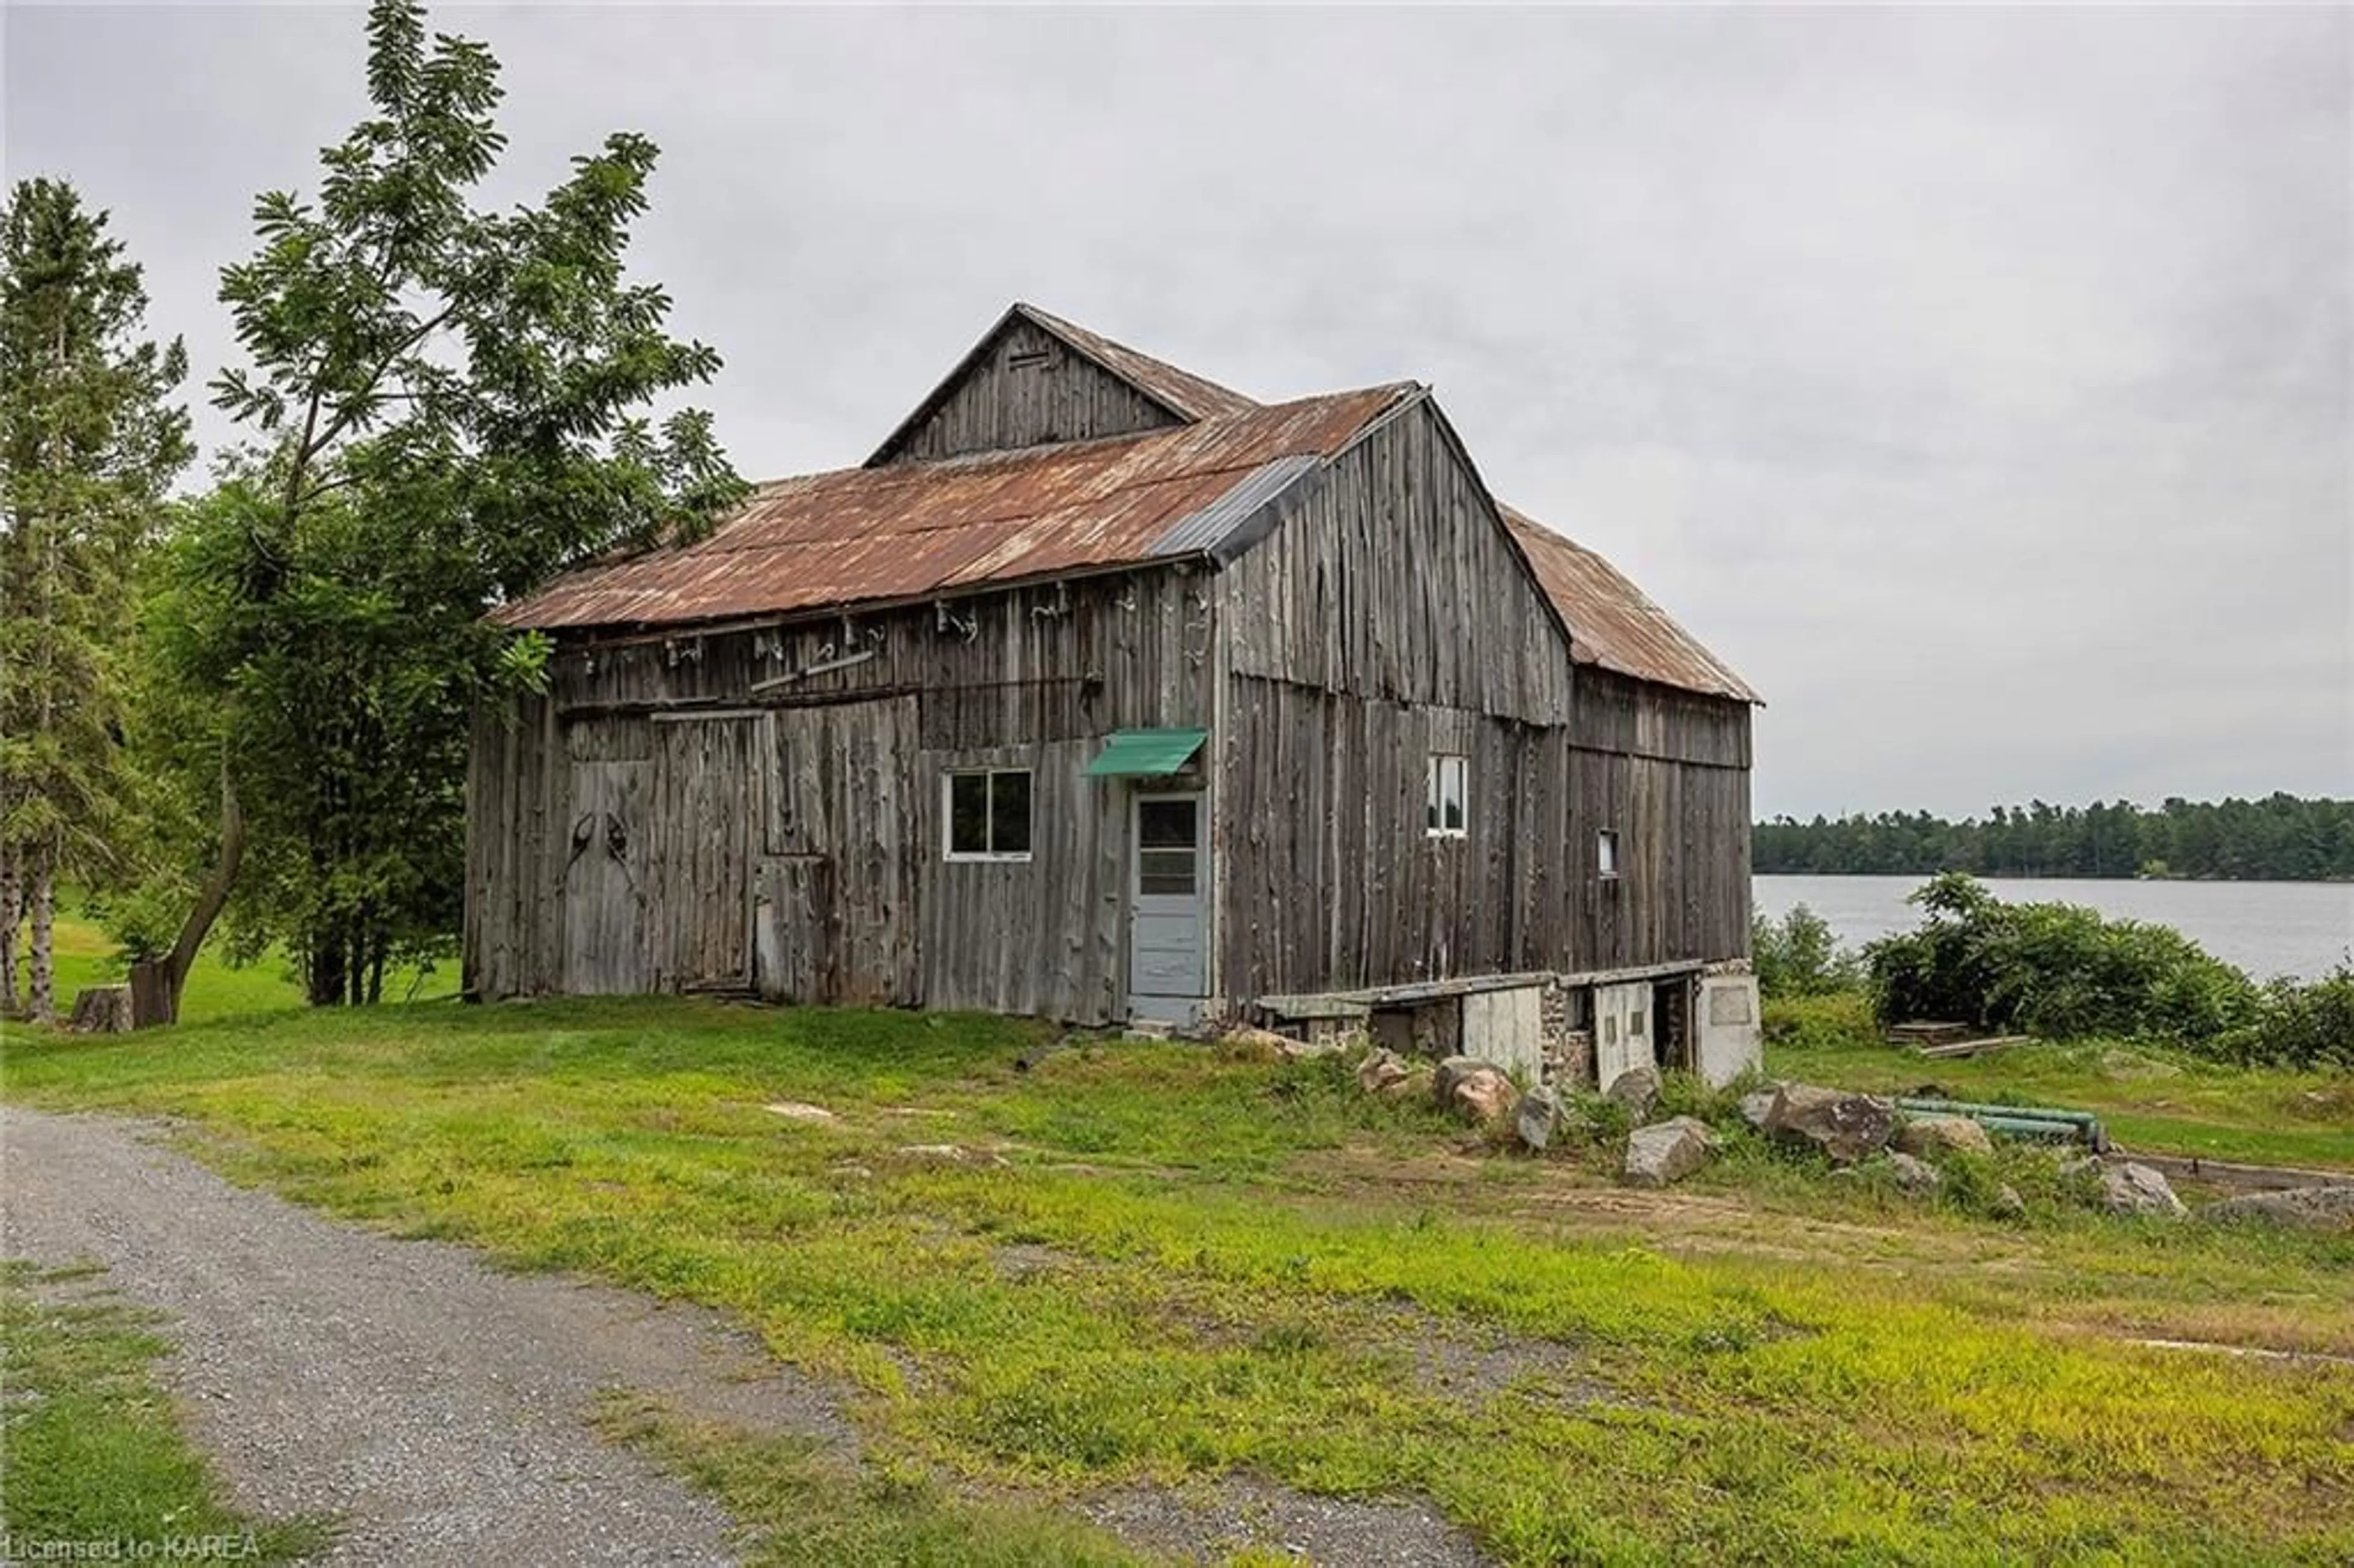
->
<box><xmin>501</xmin><ymin>303</ymin><xmax>1757</xmax><ymax>706</ymax></box>
<box><xmin>1502</xmin><ymin>506</ymin><xmax>1761</xmax><ymax>704</ymax></box>
<box><xmin>498</xmin><ymin>386</ymin><xmax>1415</xmax><ymax>631</ymax></box>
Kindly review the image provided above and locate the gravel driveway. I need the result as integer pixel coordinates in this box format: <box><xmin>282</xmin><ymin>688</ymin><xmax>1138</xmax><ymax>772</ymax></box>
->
<box><xmin>0</xmin><ymin>1105</ymin><xmax>853</xmax><ymax>1564</ymax></box>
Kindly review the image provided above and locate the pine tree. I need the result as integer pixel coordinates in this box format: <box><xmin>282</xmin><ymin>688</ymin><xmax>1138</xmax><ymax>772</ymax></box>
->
<box><xmin>0</xmin><ymin>179</ymin><xmax>189</xmax><ymax>1022</ymax></box>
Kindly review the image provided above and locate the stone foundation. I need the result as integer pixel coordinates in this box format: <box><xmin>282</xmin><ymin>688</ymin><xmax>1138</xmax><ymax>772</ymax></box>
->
<box><xmin>1538</xmin><ymin>977</ymin><xmax>1593</xmax><ymax>1088</ymax></box>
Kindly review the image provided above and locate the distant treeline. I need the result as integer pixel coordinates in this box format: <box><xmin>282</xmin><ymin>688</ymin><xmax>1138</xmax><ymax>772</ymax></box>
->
<box><xmin>1753</xmin><ymin>794</ymin><xmax>2354</xmax><ymax>881</ymax></box>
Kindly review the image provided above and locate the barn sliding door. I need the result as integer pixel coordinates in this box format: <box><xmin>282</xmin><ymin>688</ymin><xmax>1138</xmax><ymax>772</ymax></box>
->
<box><xmin>652</xmin><ymin>714</ymin><xmax>760</xmax><ymax>991</ymax></box>
<box><xmin>562</xmin><ymin>759</ymin><xmax>652</xmax><ymax>994</ymax></box>
<box><xmin>761</xmin><ymin>699</ymin><xmax>918</xmax><ymax>1005</ymax></box>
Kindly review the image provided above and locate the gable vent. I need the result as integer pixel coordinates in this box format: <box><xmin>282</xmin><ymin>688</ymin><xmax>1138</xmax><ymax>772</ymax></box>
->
<box><xmin>1005</xmin><ymin>347</ymin><xmax>1054</xmax><ymax>370</ymax></box>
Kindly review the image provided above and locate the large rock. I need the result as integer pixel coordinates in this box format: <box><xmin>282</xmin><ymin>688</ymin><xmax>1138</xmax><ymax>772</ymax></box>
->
<box><xmin>1444</xmin><ymin>1068</ymin><xmax>1518</xmax><ymax>1127</ymax></box>
<box><xmin>1432</xmin><ymin>1056</ymin><xmax>1490</xmax><ymax>1100</ymax></box>
<box><xmin>1356</xmin><ymin>1048</ymin><xmax>1414</xmax><ymax>1095</ymax></box>
<box><xmin>1514</xmin><ymin>1087</ymin><xmax>1563</xmax><ymax>1152</ymax></box>
<box><xmin>1763</xmin><ymin>1084</ymin><xmax>1896</xmax><ymax>1165</ymax></box>
<box><xmin>1736</xmin><ymin>1086</ymin><xmax>1781</xmax><ymax>1132</ymax></box>
<box><xmin>1433</xmin><ymin>1056</ymin><xmax>1517</xmax><ymax>1125</ymax></box>
<box><xmin>1893</xmin><ymin>1114</ymin><xmax>1994</xmax><ymax>1159</ymax></box>
<box><xmin>1887</xmin><ymin>1152</ymin><xmax>1943</xmax><ymax>1196</ymax></box>
<box><xmin>2200</xmin><ymin>1186</ymin><xmax>2354</xmax><ymax>1232</ymax></box>
<box><xmin>1624</xmin><ymin>1116</ymin><xmax>1718</xmax><ymax>1187</ymax></box>
<box><xmin>2098</xmin><ymin>1162</ymin><xmax>2185</xmax><ymax>1217</ymax></box>
<box><xmin>1604</xmin><ymin>1065</ymin><xmax>1662</xmax><ymax>1122</ymax></box>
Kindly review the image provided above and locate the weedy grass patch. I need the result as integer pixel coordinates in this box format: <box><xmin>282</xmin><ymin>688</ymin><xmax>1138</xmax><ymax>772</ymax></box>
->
<box><xmin>592</xmin><ymin>1391</ymin><xmax>1143</xmax><ymax>1567</ymax></box>
<box><xmin>0</xmin><ymin>1260</ymin><xmax>332</xmax><ymax>1562</ymax></box>
<box><xmin>1770</xmin><ymin>1022</ymin><xmax>2354</xmax><ymax>1171</ymax></box>
<box><xmin>7</xmin><ymin>1000</ymin><xmax>2353</xmax><ymax>1564</ymax></box>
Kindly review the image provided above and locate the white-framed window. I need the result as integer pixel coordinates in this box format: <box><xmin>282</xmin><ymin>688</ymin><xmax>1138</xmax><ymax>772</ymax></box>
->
<box><xmin>1597</xmin><ymin>828</ymin><xmax>1620</xmax><ymax>880</ymax></box>
<box><xmin>1426</xmin><ymin>753</ymin><xmax>1468</xmax><ymax>838</ymax></box>
<box><xmin>944</xmin><ymin>769</ymin><xmax>1033</xmax><ymax>861</ymax></box>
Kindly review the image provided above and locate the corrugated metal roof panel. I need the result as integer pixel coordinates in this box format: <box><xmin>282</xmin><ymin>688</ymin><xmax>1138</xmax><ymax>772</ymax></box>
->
<box><xmin>1148</xmin><ymin>454</ymin><xmax>1322</xmax><ymax>558</ymax></box>
<box><xmin>498</xmin><ymin>386</ymin><xmax>1412</xmax><ymax>631</ymax></box>
<box><xmin>1502</xmin><ymin>506</ymin><xmax>1761</xmax><ymax>704</ymax></box>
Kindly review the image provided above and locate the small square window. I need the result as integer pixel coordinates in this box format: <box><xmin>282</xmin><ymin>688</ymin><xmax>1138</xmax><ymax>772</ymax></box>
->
<box><xmin>1426</xmin><ymin>754</ymin><xmax>1468</xmax><ymax>838</ymax></box>
<box><xmin>1597</xmin><ymin>829</ymin><xmax>1620</xmax><ymax>880</ymax></box>
<box><xmin>945</xmin><ymin>769</ymin><xmax>1032</xmax><ymax>860</ymax></box>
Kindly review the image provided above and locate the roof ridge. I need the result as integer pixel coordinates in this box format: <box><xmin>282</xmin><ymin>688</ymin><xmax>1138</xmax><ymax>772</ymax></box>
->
<box><xmin>821</xmin><ymin>379</ymin><xmax>1416</xmax><ymax>485</ymax></box>
<box><xmin>1012</xmin><ymin>303</ymin><xmax>1262</xmax><ymax>420</ymax></box>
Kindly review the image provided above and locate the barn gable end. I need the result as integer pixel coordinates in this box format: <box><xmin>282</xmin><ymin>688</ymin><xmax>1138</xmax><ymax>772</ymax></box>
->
<box><xmin>867</xmin><ymin>304</ymin><xmax>1257</xmax><ymax>466</ymax></box>
<box><xmin>1221</xmin><ymin>391</ymin><xmax>1577</xmax><ymax>726</ymax></box>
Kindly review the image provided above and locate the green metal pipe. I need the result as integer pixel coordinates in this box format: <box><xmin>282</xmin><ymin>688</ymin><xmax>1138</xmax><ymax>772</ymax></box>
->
<box><xmin>1895</xmin><ymin>1097</ymin><xmax>2106</xmax><ymax>1149</ymax></box>
<box><xmin>1971</xmin><ymin>1114</ymin><xmax>2087</xmax><ymax>1143</ymax></box>
<box><xmin>1895</xmin><ymin>1097</ymin><xmax>2097</xmax><ymax>1130</ymax></box>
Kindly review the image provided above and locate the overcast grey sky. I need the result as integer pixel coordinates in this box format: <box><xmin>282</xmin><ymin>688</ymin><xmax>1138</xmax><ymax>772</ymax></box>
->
<box><xmin>7</xmin><ymin>4</ymin><xmax>2348</xmax><ymax>819</ymax></box>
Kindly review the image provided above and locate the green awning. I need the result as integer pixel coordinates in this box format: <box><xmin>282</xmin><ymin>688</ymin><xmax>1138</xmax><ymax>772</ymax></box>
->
<box><xmin>1084</xmin><ymin>728</ymin><xmax>1209</xmax><ymax>778</ymax></box>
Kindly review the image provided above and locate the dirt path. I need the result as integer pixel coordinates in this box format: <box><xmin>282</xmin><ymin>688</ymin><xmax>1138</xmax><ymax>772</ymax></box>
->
<box><xmin>0</xmin><ymin>1105</ymin><xmax>853</xmax><ymax>1564</ymax></box>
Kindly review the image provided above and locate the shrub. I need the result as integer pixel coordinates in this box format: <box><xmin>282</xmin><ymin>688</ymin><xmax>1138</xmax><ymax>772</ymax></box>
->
<box><xmin>1865</xmin><ymin>873</ymin><xmax>2263</xmax><ymax>1051</ymax></box>
<box><xmin>2218</xmin><ymin>965</ymin><xmax>2354</xmax><ymax>1070</ymax></box>
<box><xmin>1751</xmin><ymin>904</ymin><xmax>1864</xmax><ymax>998</ymax></box>
<box><xmin>1655</xmin><ymin>1068</ymin><xmax>1741</xmax><ymax>1124</ymax></box>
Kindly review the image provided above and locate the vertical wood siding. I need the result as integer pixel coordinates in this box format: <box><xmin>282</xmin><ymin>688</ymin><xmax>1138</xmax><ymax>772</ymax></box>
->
<box><xmin>766</xmin><ymin>699</ymin><xmax>919</xmax><ymax>1004</ymax></box>
<box><xmin>915</xmin><ymin>739</ymin><xmax>1129</xmax><ymax>1019</ymax></box>
<box><xmin>652</xmin><ymin>717</ymin><xmax>760</xmax><ymax>988</ymax></box>
<box><xmin>562</xmin><ymin>758</ymin><xmax>652</xmax><ymax>993</ymax></box>
<box><xmin>1223</xmin><ymin>398</ymin><xmax>1575</xmax><ymax>726</ymax></box>
<box><xmin>1217</xmin><ymin>674</ymin><xmax>1751</xmax><ymax>995</ymax></box>
<box><xmin>881</xmin><ymin>319</ymin><xmax>1184</xmax><ymax>464</ymax></box>
<box><xmin>464</xmin><ymin>568</ymin><xmax>1216</xmax><ymax>1023</ymax></box>
<box><xmin>1211</xmin><ymin>403</ymin><xmax>1750</xmax><ymax>996</ymax></box>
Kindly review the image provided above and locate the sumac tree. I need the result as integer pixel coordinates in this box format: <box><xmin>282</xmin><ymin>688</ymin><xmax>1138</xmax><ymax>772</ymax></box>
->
<box><xmin>142</xmin><ymin>0</ymin><xmax>745</xmax><ymax>1010</ymax></box>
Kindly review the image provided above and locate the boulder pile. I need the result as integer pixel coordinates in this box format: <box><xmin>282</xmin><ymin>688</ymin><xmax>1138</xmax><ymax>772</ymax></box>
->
<box><xmin>1325</xmin><ymin>1047</ymin><xmax>2191</xmax><ymax>1225</ymax></box>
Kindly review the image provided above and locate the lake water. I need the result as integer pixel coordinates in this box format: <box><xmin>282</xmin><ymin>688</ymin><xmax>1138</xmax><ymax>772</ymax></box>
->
<box><xmin>1754</xmin><ymin>875</ymin><xmax>2354</xmax><ymax>983</ymax></box>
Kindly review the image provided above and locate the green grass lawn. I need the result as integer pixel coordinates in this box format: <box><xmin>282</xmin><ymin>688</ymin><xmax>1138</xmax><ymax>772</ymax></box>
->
<box><xmin>1766</xmin><ymin>992</ymin><xmax>2354</xmax><ymax>1171</ymax></box>
<box><xmin>14</xmin><ymin>904</ymin><xmax>452</xmax><ymax>1024</ymax></box>
<box><xmin>7</xmin><ymin>997</ymin><xmax>2352</xmax><ymax>1566</ymax></box>
<box><xmin>0</xmin><ymin>1260</ymin><xmax>328</xmax><ymax>1562</ymax></box>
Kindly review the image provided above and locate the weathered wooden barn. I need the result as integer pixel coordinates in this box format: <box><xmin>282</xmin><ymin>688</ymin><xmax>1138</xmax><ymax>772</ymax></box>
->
<box><xmin>468</xmin><ymin>304</ymin><xmax>1763</xmax><ymax>1084</ymax></box>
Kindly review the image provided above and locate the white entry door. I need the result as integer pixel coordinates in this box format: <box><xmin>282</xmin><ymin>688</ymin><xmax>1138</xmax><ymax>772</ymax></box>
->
<box><xmin>1129</xmin><ymin>793</ymin><xmax>1207</xmax><ymax>1024</ymax></box>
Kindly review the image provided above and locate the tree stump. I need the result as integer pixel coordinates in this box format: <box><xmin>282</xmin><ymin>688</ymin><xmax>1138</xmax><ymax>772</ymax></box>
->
<box><xmin>68</xmin><ymin>983</ymin><xmax>135</xmax><ymax>1034</ymax></box>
